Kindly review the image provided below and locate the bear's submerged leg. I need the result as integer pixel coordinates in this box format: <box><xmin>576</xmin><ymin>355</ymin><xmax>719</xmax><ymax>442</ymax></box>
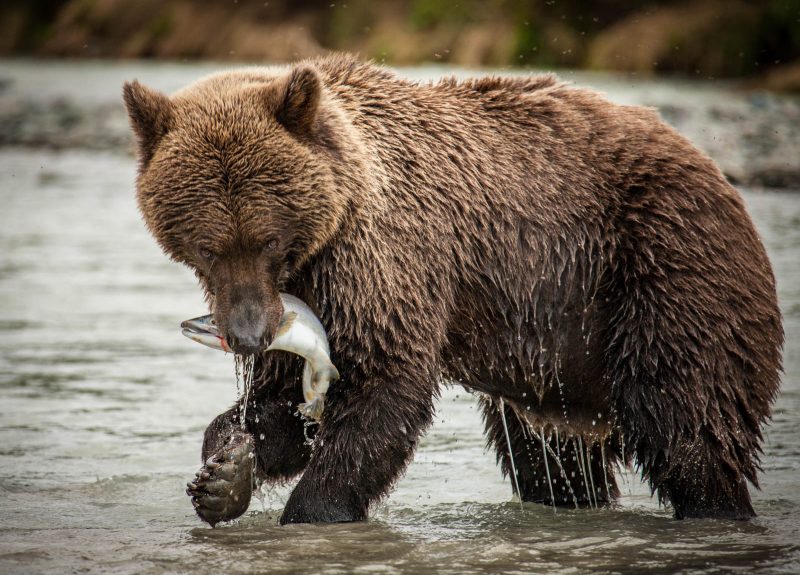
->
<box><xmin>279</xmin><ymin>371</ymin><xmax>438</xmax><ymax>524</ymax></box>
<box><xmin>480</xmin><ymin>396</ymin><xmax>619</xmax><ymax>507</ymax></box>
<box><xmin>608</xmin><ymin>181</ymin><xmax>782</xmax><ymax>520</ymax></box>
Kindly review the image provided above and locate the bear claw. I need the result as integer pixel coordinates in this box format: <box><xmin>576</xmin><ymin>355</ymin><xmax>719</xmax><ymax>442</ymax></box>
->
<box><xmin>187</xmin><ymin>434</ymin><xmax>255</xmax><ymax>527</ymax></box>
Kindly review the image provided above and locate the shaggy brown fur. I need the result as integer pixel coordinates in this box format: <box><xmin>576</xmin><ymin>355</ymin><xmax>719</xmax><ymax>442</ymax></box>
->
<box><xmin>124</xmin><ymin>54</ymin><xmax>783</xmax><ymax>525</ymax></box>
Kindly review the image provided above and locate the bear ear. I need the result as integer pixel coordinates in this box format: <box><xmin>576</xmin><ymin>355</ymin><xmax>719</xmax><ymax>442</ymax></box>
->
<box><xmin>122</xmin><ymin>80</ymin><xmax>172</xmax><ymax>165</ymax></box>
<box><xmin>275</xmin><ymin>66</ymin><xmax>321</xmax><ymax>137</ymax></box>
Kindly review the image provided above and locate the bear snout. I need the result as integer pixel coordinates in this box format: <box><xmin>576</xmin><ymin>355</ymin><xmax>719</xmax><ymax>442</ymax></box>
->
<box><xmin>226</xmin><ymin>302</ymin><xmax>268</xmax><ymax>353</ymax></box>
<box><xmin>222</xmin><ymin>286</ymin><xmax>284</xmax><ymax>355</ymax></box>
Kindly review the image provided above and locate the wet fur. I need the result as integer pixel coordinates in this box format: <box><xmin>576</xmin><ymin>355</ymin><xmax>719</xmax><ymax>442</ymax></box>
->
<box><xmin>124</xmin><ymin>54</ymin><xmax>783</xmax><ymax>524</ymax></box>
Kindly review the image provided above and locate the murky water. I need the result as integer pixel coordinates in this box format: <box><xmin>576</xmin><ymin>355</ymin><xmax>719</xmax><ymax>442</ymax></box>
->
<box><xmin>0</xmin><ymin>64</ymin><xmax>799</xmax><ymax>574</ymax></box>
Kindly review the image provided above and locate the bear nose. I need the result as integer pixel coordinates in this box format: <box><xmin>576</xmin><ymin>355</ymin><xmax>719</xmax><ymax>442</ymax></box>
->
<box><xmin>227</xmin><ymin>300</ymin><xmax>269</xmax><ymax>353</ymax></box>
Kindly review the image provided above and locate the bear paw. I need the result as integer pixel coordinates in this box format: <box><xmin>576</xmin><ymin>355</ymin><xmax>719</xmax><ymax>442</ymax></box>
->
<box><xmin>279</xmin><ymin>482</ymin><xmax>365</xmax><ymax>525</ymax></box>
<box><xmin>186</xmin><ymin>434</ymin><xmax>255</xmax><ymax>527</ymax></box>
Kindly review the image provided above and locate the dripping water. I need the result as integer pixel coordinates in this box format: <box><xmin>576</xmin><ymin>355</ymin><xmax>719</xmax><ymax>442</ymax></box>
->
<box><xmin>555</xmin><ymin>427</ymin><xmax>561</xmax><ymax>460</ymax></box>
<box><xmin>548</xmin><ymin>431</ymin><xmax>579</xmax><ymax>509</ymax></box>
<box><xmin>234</xmin><ymin>354</ymin><xmax>255</xmax><ymax>430</ymax></box>
<box><xmin>554</xmin><ymin>353</ymin><xmax>571</xmax><ymax>434</ymax></box>
<box><xmin>530</xmin><ymin>425</ymin><xmax>578</xmax><ymax>510</ymax></box>
<box><xmin>234</xmin><ymin>355</ymin><xmax>242</xmax><ymax>396</ymax></box>
<box><xmin>539</xmin><ymin>425</ymin><xmax>556</xmax><ymax>513</ymax></box>
<box><xmin>581</xmin><ymin>436</ymin><xmax>599</xmax><ymax>508</ymax></box>
<box><xmin>497</xmin><ymin>398</ymin><xmax>524</xmax><ymax>511</ymax></box>
<box><xmin>513</xmin><ymin>408</ymin><xmax>538</xmax><ymax>484</ymax></box>
<box><xmin>600</xmin><ymin>440</ymin><xmax>611</xmax><ymax>503</ymax></box>
<box><xmin>574</xmin><ymin>436</ymin><xmax>593</xmax><ymax>508</ymax></box>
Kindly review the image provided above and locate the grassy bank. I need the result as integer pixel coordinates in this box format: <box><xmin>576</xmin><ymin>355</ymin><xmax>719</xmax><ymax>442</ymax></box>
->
<box><xmin>2</xmin><ymin>0</ymin><xmax>800</xmax><ymax>90</ymax></box>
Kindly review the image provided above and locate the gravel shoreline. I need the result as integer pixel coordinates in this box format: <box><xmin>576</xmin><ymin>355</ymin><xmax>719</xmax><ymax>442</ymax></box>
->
<box><xmin>1</xmin><ymin>61</ymin><xmax>798</xmax><ymax>189</ymax></box>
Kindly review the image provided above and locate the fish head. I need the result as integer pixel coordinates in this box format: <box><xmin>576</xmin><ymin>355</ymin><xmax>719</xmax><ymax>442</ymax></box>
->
<box><xmin>180</xmin><ymin>314</ymin><xmax>219</xmax><ymax>337</ymax></box>
<box><xmin>180</xmin><ymin>315</ymin><xmax>232</xmax><ymax>352</ymax></box>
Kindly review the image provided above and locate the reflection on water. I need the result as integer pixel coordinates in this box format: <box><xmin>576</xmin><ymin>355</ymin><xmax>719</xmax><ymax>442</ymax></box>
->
<box><xmin>0</xmin><ymin>117</ymin><xmax>799</xmax><ymax>573</ymax></box>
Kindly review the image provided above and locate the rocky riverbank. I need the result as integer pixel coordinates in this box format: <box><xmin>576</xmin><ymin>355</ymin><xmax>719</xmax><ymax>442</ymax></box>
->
<box><xmin>1</xmin><ymin>60</ymin><xmax>798</xmax><ymax>189</ymax></box>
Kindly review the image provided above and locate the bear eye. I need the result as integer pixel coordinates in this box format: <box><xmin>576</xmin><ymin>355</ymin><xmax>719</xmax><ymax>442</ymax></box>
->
<box><xmin>198</xmin><ymin>247</ymin><xmax>214</xmax><ymax>261</ymax></box>
<box><xmin>264</xmin><ymin>239</ymin><xmax>279</xmax><ymax>252</ymax></box>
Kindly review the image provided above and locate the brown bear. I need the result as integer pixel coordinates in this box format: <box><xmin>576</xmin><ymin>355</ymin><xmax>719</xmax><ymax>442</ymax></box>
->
<box><xmin>123</xmin><ymin>53</ymin><xmax>783</xmax><ymax>526</ymax></box>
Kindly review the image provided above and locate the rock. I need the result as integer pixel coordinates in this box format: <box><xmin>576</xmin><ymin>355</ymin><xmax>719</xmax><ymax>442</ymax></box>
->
<box><xmin>0</xmin><ymin>62</ymin><xmax>798</xmax><ymax>189</ymax></box>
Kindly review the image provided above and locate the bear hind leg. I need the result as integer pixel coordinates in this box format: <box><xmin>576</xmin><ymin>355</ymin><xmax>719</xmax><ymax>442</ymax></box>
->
<box><xmin>480</xmin><ymin>396</ymin><xmax>619</xmax><ymax>507</ymax></box>
<box><xmin>607</xmin><ymin>191</ymin><xmax>782</xmax><ymax>519</ymax></box>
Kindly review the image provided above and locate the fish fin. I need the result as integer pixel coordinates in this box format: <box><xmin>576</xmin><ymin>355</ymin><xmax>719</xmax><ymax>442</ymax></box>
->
<box><xmin>275</xmin><ymin>311</ymin><xmax>298</xmax><ymax>337</ymax></box>
<box><xmin>298</xmin><ymin>396</ymin><xmax>325</xmax><ymax>421</ymax></box>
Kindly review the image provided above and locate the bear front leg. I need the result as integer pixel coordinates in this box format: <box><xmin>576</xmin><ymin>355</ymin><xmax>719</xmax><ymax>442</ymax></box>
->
<box><xmin>188</xmin><ymin>357</ymin><xmax>311</xmax><ymax>527</ymax></box>
<box><xmin>280</xmin><ymin>372</ymin><xmax>438</xmax><ymax>524</ymax></box>
<box><xmin>187</xmin><ymin>429</ymin><xmax>255</xmax><ymax>527</ymax></box>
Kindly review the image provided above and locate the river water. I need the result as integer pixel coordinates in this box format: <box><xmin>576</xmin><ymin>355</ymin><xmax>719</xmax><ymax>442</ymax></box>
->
<box><xmin>0</xmin><ymin>63</ymin><xmax>798</xmax><ymax>574</ymax></box>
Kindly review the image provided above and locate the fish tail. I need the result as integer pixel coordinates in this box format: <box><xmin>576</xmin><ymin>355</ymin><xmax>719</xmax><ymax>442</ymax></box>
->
<box><xmin>299</xmin><ymin>396</ymin><xmax>325</xmax><ymax>421</ymax></box>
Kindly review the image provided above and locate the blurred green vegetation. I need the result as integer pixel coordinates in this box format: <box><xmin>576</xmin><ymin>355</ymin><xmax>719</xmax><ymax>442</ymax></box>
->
<box><xmin>1</xmin><ymin>0</ymin><xmax>799</xmax><ymax>88</ymax></box>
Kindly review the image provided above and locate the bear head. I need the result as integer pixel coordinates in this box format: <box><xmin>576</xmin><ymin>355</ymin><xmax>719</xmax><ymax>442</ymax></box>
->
<box><xmin>123</xmin><ymin>66</ymin><xmax>355</xmax><ymax>354</ymax></box>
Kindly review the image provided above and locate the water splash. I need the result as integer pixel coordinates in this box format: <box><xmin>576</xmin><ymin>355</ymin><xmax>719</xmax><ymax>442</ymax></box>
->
<box><xmin>303</xmin><ymin>418</ymin><xmax>318</xmax><ymax>446</ymax></box>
